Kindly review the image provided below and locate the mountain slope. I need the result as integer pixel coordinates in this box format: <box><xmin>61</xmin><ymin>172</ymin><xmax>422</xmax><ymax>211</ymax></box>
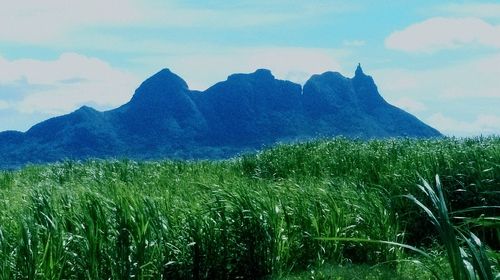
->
<box><xmin>301</xmin><ymin>65</ymin><xmax>440</xmax><ymax>137</ymax></box>
<box><xmin>109</xmin><ymin>69</ymin><xmax>207</xmax><ymax>151</ymax></box>
<box><xmin>0</xmin><ymin>65</ymin><xmax>441</xmax><ymax>168</ymax></box>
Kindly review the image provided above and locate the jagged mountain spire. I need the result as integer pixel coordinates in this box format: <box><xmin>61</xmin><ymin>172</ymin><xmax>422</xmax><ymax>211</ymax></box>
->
<box><xmin>355</xmin><ymin>63</ymin><xmax>364</xmax><ymax>77</ymax></box>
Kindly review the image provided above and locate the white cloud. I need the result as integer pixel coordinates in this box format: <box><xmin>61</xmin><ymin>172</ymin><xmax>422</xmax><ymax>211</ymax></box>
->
<box><xmin>1</xmin><ymin>53</ymin><xmax>127</xmax><ymax>85</ymax></box>
<box><xmin>392</xmin><ymin>97</ymin><xmax>427</xmax><ymax>113</ymax></box>
<box><xmin>427</xmin><ymin>113</ymin><xmax>500</xmax><ymax>136</ymax></box>
<box><xmin>385</xmin><ymin>17</ymin><xmax>500</xmax><ymax>53</ymax></box>
<box><xmin>139</xmin><ymin>47</ymin><xmax>346</xmax><ymax>90</ymax></box>
<box><xmin>374</xmin><ymin>53</ymin><xmax>500</xmax><ymax>101</ymax></box>
<box><xmin>0</xmin><ymin>1</ymin><xmax>356</xmax><ymax>44</ymax></box>
<box><xmin>0</xmin><ymin>0</ymin><xmax>142</xmax><ymax>43</ymax></box>
<box><xmin>0</xmin><ymin>53</ymin><xmax>139</xmax><ymax>114</ymax></box>
<box><xmin>437</xmin><ymin>3</ymin><xmax>500</xmax><ymax>19</ymax></box>
<box><xmin>17</xmin><ymin>81</ymin><xmax>135</xmax><ymax>114</ymax></box>
<box><xmin>373</xmin><ymin>53</ymin><xmax>500</xmax><ymax>137</ymax></box>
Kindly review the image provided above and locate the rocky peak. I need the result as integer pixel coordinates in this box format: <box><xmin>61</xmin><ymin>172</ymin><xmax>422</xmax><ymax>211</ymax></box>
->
<box><xmin>129</xmin><ymin>68</ymin><xmax>189</xmax><ymax>106</ymax></box>
<box><xmin>351</xmin><ymin>64</ymin><xmax>387</xmax><ymax>109</ymax></box>
<box><xmin>252</xmin><ymin>69</ymin><xmax>274</xmax><ymax>80</ymax></box>
<box><xmin>302</xmin><ymin>71</ymin><xmax>354</xmax><ymax>115</ymax></box>
<box><xmin>307</xmin><ymin>71</ymin><xmax>349</xmax><ymax>84</ymax></box>
<box><xmin>355</xmin><ymin>63</ymin><xmax>365</xmax><ymax>77</ymax></box>
<box><xmin>129</xmin><ymin>69</ymin><xmax>189</xmax><ymax>109</ymax></box>
<box><xmin>227</xmin><ymin>68</ymin><xmax>275</xmax><ymax>83</ymax></box>
<box><xmin>145</xmin><ymin>68</ymin><xmax>188</xmax><ymax>88</ymax></box>
<box><xmin>74</xmin><ymin>105</ymin><xmax>99</xmax><ymax>115</ymax></box>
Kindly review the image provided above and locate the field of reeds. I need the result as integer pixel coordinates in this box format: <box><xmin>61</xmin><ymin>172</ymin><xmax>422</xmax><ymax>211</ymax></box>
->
<box><xmin>0</xmin><ymin>137</ymin><xmax>498</xmax><ymax>279</ymax></box>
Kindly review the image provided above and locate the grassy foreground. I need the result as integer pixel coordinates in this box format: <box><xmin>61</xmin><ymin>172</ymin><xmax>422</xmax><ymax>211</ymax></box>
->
<box><xmin>0</xmin><ymin>137</ymin><xmax>498</xmax><ymax>279</ymax></box>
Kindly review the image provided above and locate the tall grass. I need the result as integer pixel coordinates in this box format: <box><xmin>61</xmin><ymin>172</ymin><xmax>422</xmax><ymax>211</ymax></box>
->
<box><xmin>0</xmin><ymin>137</ymin><xmax>498</xmax><ymax>279</ymax></box>
<box><xmin>406</xmin><ymin>175</ymin><xmax>497</xmax><ymax>280</ymax></box>
<box><xmin>322</xmin><ymin>174</ymin><xmax>499</xmax><ymax>280</ymax></box>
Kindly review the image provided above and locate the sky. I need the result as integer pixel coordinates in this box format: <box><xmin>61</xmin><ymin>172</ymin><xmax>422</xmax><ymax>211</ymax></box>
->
<box><xmin>0</xmin><ymin>0</ymin><xmax>499</xmax><ymax>136</ymax></box>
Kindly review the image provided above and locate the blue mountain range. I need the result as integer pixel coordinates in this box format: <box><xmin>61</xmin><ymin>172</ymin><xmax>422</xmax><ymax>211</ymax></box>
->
<box><xmin>0</xmin><ymin>64</ymin><xmax>441</xmax><ymax>168</ymax></box>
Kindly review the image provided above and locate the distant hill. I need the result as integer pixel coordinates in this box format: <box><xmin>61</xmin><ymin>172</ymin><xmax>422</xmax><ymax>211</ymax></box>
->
<box><xmin>0</xmin><ymin>64</ymin><xmax>441</xmax><ymax>168</ymax></box>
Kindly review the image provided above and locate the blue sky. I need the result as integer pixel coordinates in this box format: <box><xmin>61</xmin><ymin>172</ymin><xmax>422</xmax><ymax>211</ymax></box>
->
<box><xmin>1</xmin><ymin>0</ymin><xmax>499</xmax><ymax>136</ymax></box>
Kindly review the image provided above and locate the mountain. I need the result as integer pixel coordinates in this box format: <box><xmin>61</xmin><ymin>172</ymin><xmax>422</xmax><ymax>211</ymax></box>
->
<box><xmin>0</xmin><ymin>65</ymin><xmax>441</xmax><ymax>168</ymax></box>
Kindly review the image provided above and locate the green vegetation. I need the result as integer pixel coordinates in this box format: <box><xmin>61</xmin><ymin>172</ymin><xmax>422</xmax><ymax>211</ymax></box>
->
<box><xmin>0</xmin><ymin>137</ymin><xmax>498</xmax><ymax>279</ymax></box>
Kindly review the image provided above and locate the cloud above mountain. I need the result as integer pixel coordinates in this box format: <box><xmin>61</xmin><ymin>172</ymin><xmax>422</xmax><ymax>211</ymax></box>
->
<box><xmin>153</xmin><ymin>47</ymin><xmax>346</xmax><ymax>90</ymax></box>
<box><xmin>435</xmin><ymin>3</ymin><xmax>500</xmax><ymax>19</ymax></box>
<box><xmin>428</xmin><ymin>113</ymin><xmax>500</xmax><ymax>136</ymax></box>
<box><xmin>0</xmin><ymin>53</ymin><xmax>138</xmax><ymax>115</ymax></box>
<box><xmin>374</xmin><ymin>52</ymin><xmax>500</xmax><ymax>136</ymax></box>
<box><xmin>385</xmin><ymin>17</ymin><xmax>500</xmax><ymax>53</ymax></box>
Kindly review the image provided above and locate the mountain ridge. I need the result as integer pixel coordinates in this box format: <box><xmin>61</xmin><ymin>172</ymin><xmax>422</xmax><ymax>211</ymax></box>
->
<box><xmin>0</xmin><ymin>65</ymin><xmax>441</xmax><ymax>168</ymax></box>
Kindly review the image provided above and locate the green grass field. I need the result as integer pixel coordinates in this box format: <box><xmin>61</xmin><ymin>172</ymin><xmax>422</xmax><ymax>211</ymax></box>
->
<box><xmin>0</xmin><ymin>137</ymin><xmax>498</xmax><ymax>279</ymax></box>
